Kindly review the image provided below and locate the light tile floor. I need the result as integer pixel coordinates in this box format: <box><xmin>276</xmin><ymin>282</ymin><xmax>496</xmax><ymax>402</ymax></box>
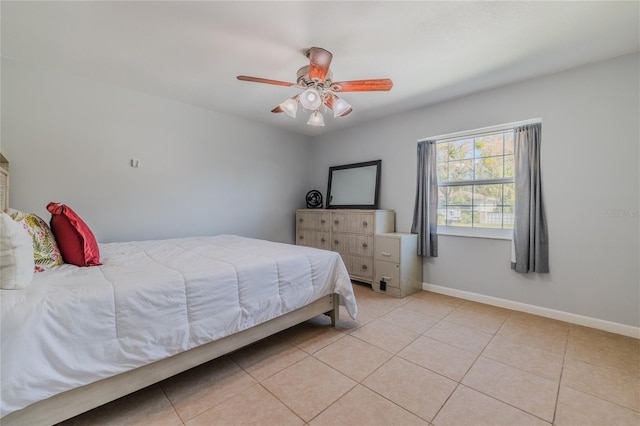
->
<box><xmin>60</xmin><ymin>284</ymin><xmax>640</xmax><ymax>426</ymax></box>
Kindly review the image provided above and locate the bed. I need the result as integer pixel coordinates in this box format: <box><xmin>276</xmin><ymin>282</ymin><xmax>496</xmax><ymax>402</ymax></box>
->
<box><xmin>0</xmin><ymin>161</ymin><xmax>357</xmax><ymax>425</ymax></box>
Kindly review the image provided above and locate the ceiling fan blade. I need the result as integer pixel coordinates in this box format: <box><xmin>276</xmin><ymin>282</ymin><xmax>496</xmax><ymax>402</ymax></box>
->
<box><xmin>331</xmin><ymin>79</ymin><xmax>393</xmax><ymax>92</ymax></box>
<box><xmin>307</xmin><ymin>47</ymin><xmax>333</xmax><ymax>83</ymax></box>
<box><xmin>237</xmin><ymin>75</ymin><xmax>296</xmax><ymax>87</ymax></box>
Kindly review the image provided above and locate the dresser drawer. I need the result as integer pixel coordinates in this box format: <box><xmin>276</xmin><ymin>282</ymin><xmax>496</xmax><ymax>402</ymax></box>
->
<box><xmin>374</xmin><ymin>236</ymin><xmax>400</xmax><ymax>263</ymax></box>
<box><xmin>331</xmin><ymin>212</ymin><xmax>375</xmax><ymax>234</ymax></box>
<box><xmin>295</xmin><ymin>209</ymin><xmax>396</xmax><ymax>286</ymax></box>
<box><xmin>331</xmin><ymin>234</ymin><xmax>373</xmax><ymax>257</ymax></box>
<box><xmin>374</xmin><ymin>260</ymin><xmax>400</xmax><ymax>289</ymax></box>
<box><xmin>296</xmin><ymin>211</ymin><xmax>331</xmax><ymax>231</ymax></box>
<box><xmin>340</xmin><ymin>253</ymin><xmax>373</xmax><ymax>280</ymax></box>
<box><xmin>297</xmin><ymin>230</ymin><xmax>330</xmax><ymax>250</ymax></box>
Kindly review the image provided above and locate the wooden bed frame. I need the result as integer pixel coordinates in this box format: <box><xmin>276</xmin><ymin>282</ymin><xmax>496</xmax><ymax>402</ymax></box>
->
<box><xmin>2</xmin><ymin>294</ymin><xmax>339</xmax><ymax>425</ymax></box>
<box><xmin>0</xmin><ymin>153</ymin><xmax>342</xmax><ymax>425</ymax></box>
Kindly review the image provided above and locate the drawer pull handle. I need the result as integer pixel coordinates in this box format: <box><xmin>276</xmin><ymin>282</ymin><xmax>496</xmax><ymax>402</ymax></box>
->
<box><xmin>381</xmin><ymin>275</ymin><xmax>392</xmax><ymax>281</ymax></box>
<box><xmin>334</xmin><ymin>240</ymin><xmax>339</xmax><ymax>245</ymax></box>
<box><xmin>299</xmin><ymin>236</ymin><xmax>304</xmax><ymax>240</ymax></box>
<box><xmin>363</xmin><ymin>221</ymin><xmax>368</xmax><ymax>227</ymax></box>
<box><xmin>321</xmin><ymin>238</ymin><xmax>326</xmax><ymax>243</ymax></box>
<box><xmin>362</xmin><ymin>243</ymin><xmax>368</xmax><ymax>248</ymax></box>
<box><xmin>299</xmin><ymin>218</ymin><xmax>304</xmax><ymax>223</ymax></box>
<box><xmin>361</xmin><ymin>265</ymin><xmax>368</xmax><ymax>270</ymax></box>
<box><xmin>334</xmin><ymin>220</ymin><xmax>339</xmax><ymax>225</ymax></box>
<box><xmin>321</xmin><ymin>219</ymin><xmax>325</xmax><ymax>224</ymax></box>
<box><xmin>382</xmin><ymin>252</ymin><xmax>392</xmax><ymax>257</ymax></box>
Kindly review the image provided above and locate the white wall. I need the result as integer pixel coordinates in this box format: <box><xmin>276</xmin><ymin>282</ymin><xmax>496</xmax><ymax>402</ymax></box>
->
<box><xmin>1</xmin><ymin>59</ymin><xmax>311</xmax><ymax>243</ymax></box>
<box><xmin>310</xmin><ymin>53</ymin><xmax>640</xmax><ymax>328</ymax></box>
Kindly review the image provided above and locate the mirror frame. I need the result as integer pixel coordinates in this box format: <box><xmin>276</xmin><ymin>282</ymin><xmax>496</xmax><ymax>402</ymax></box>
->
<box><xmin>326</xmin><ymin>160</ymin><xmax>381</xmax><ymax>209</ymax></box>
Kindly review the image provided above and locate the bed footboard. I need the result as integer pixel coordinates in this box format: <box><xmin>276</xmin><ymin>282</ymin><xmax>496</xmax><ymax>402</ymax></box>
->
<box><xmin>1</xmin><ymin>293</ymin><xmax>340</xmax><ymax>426</ymax></box>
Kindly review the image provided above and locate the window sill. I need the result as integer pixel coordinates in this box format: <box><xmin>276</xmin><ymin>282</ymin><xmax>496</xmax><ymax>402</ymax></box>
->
<box><xmin>438</xmin><ymin>227</ymin><xmax>512</xmax><ymax>241</ymax></box>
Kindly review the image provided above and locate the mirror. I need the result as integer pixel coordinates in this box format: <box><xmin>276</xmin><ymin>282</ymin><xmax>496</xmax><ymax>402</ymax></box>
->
<box><xmin>326</xmin><ymin>160</ymin><xmax>381</xmax><ymax>209</ymax></box>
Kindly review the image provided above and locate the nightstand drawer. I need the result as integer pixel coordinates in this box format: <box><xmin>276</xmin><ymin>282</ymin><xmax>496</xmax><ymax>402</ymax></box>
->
<box><xmin>374</xmin><ymin>236</ymin><xmax>400</xmax><ymax>263</ymax></box>
<box><xmin>374</xmin><ymin>260</ymin><xmax>400</xmax><ymax>289</ymax></box>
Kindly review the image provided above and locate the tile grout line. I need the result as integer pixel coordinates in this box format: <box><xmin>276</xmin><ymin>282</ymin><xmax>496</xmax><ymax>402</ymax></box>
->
<box><xmin>187</xmin><ymin>293</ymin><xmax>559</xmax><ymax>425</ymax></box>
<box><xmin>251</xmin><ymin>353</ymin><xmax>330</xmax><ymax>425</ymax></box>
<box><xmin>58</xmin><ymin>287</ymin><xmax>637</xmax><ymax>425</ymax></box>
<box><xmin>306</xmin><ymin>295</ymin><xmax>447</xmax><ymax>424</ymax></box>
<box><xmin>272</xmin><ymin>298</ymin><xmax>415</xmax><ymax>424</ymax></box>
<box><xmin>157</xmin><ymin>382</ymin><xmax>188</xmax><ymax>425</ymax></box>
<box><xmin>302</xmin><ymin>380</ymin><xmax>360</xmax><ymax>425</ymax></box>
<box><xmin>559</xmin><ymin>325</ymin><xmax>640</xmax><ymax>415</ymax></box>
<box><xmin>428</xmin><ymin>308</ymin><xmax>509</xmax><ymax>423</ymax></box>
<box><xmin>256</xmin><ymin>381</ymin><xmax>309</xmax><ymax>425</ymax></box>
<box><xmin>361</xmin><ymin>296</ymin><xmax>486</xmax><ymax>424</ymax></box>
<box><xmin>317</xmin><ymin>302</ymin><xmax>438</xmax><ymax>423</ymax></box>
<box><xmin>162</xmin><ymin>355</ymin><xmax>263</xmax><ymax>424</ymax></box>
<box><xmin>302</xmin><ymin>295</ymin><xmax>401</xmax><ymax>423</ymax></box>
<box><xmin>442</xmin><ymin>308</ymin><xmax>555</xmax><ymax>425</ymax></box>
<box><xmin>551</xmin><ymin>323</ymin><xmax>571</xmax><ymax>425</ymax></box>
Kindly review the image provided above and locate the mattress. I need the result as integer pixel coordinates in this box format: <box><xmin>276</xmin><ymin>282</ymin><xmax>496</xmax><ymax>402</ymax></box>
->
<box><xmin>0</xmin><ymin>235</ymin><xmax>356</xmax><ymax>417</ymax></box>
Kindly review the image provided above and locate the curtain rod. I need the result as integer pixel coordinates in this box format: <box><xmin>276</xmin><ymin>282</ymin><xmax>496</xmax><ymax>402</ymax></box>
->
<box><xmin>418</xmin><ymin>118</ymin><xmax>542</xmax><ymax>143</ymax></box>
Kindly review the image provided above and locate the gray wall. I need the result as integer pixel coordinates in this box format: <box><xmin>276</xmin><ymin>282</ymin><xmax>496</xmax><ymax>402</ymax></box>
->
<box><xmin>3</xmin><ymin>53</ymin><xmax>638</xmax><ymax>328</ymax></box>
<box><xmin>1</xmin><ymin>58</ymin><xmax>311</xmax><ymax>243</ymax></box>
<box><xmin>310</xmin><ymin>53</ymin><xmax>639</xmax><ymax>328</ymax></box>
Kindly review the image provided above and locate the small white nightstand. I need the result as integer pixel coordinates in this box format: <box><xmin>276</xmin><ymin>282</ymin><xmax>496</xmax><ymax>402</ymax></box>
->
<box><xmin>373</xmin><ymin>233</ymin><xmax>422</xmax><ymax>298</ymax></box>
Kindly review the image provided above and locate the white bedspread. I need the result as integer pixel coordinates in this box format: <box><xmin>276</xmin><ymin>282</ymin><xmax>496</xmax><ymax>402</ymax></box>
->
<box><xmin>0</xmin><ymin>235</ymin><xmax>356</xmax><ymax>417</ymax></box>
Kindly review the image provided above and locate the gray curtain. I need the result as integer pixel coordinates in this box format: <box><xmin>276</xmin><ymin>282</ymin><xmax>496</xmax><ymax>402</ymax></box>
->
<box><xmin>511</xmin><ymin>123</ymin><xmax>549</xmax><ymax>273</ymax></box>
<box><xmin>411</xmin><ymin>140</ymin><xmax>438</xmax><ymax>257</ymax></box>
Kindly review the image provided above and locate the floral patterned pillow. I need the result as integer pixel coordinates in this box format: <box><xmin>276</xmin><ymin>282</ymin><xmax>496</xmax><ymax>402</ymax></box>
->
<box><xmin>7</xmin><ymin>209</ymin><xmax>63</xmax><ymax>272</ymax></box>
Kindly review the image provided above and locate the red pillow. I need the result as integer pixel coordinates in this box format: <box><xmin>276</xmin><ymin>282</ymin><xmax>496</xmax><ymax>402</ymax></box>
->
<box><xmin>46</xmin><ymin>202</ymin><xmax>101</xmax><ymax>267</ymax></box>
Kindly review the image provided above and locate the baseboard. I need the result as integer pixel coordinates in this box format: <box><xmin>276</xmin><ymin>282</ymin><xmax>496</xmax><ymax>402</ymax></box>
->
<box><xmin>422</xmin><ymin>283</ymin><xmax>640</xmax><ymax>339</ymax></box>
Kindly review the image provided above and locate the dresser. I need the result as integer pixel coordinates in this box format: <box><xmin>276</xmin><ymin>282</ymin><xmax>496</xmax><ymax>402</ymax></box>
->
<box><xmin>373</xmin><ymin>233</ymin><xmax>422</xmax><ymax>298</ymax></box>
<box><xmin>296</xmin><ymin>209</ymin><xmax>394</xmax><ymax>284</ymax></box>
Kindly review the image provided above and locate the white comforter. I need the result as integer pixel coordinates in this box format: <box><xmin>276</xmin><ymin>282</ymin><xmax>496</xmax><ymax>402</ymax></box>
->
<box><xmin>0</xmin><ymin>235</ymin><xmax>356</xmax><ymax>417</ymax></box>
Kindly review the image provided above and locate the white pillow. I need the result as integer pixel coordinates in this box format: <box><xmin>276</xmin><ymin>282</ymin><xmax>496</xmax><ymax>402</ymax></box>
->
<box><xmin>1</xmin><ymin>212</ymin><xmax>35</xmax><ymax>289</ymax></box>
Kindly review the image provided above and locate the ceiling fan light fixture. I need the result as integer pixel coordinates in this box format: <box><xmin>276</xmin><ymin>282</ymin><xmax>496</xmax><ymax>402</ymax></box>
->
<box><xmin>236</xmin><ymin>47</ymin><xmax>393</xmax><ymax>127</ymax></box>
<box><xmin>307</xmin><ymin>110</ymin><xmax>325</xmax><ymax>126</ymax></box>
<box><xmin>299</xmin><ymin>87</ymin><xmax>323</xmax><ymax>111</ymax></box>
<box><xmin>279</xmin><ymin>98</ymin><xmax>298</xmax><ymax>118</ymax></box>
<box><xmin>333</xmin><ymin>98</ymin><xmax>352</xmax><ymax>117</ymax></box>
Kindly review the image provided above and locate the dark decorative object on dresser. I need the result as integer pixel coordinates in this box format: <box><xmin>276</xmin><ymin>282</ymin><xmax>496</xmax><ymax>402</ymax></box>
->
<box><xmin>305</xmin><ymin>190</ymin><xmax>323</xmax><ymax>208</ymax></box>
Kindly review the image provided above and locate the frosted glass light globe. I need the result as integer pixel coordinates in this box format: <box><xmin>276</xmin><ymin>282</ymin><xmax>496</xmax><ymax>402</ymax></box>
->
<box><xmin>299</xmin><ymin>88</ymin><xmax>323</xmax><ymax>110</ymax></box>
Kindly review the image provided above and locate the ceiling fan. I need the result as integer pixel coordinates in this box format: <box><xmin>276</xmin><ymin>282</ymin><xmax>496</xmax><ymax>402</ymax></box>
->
<box><xmin>237</xmin><ymin>47</ymin><xmax>393</xmax><ymax>126</ymax></box>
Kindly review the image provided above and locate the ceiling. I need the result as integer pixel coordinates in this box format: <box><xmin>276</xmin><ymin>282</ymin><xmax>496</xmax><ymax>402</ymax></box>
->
<box><xmin>2</xmin><ymin>1</ymin><xmax>639</xmax><ymax>136</ymax></box>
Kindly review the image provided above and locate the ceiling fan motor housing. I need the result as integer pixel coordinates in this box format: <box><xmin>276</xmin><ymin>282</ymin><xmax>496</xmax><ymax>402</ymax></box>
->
<box><xmin>297</xmin><ymin>66</ymin><xmax>333</xmax><ymax>88</ymax></box>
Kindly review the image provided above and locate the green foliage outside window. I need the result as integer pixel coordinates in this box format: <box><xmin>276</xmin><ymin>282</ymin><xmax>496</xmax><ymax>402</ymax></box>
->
<box><xmin>437</xmin><ymin>131</ymin><xmax>515</xmax><ymax>230</ymax></box>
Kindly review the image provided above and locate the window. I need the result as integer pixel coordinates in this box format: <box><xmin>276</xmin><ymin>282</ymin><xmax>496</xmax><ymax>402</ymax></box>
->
<box><xmin>436</xmin><ymin>129</ymin><xmax>515</xmax><ymax>239</ymax></box>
